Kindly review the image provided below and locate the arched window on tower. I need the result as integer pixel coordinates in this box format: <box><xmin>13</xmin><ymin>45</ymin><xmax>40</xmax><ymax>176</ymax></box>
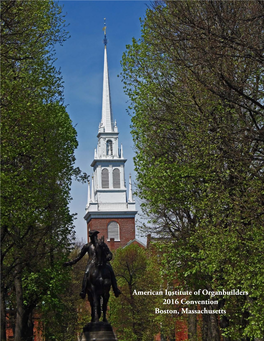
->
<box><xmin>106</xmin><ymin>140</ymin><xmax>113</xmax><ymax>156</ymax></box>
<box><xmin>107</xmin><ymin>221</ymin><xmax>120</xmax><ymax>241</ymax></box>
<box><xmin>102</xmin><ymin>168</ymin><xmax>109</xmax><ymax>188</ymax></box>
<box><xmin>113</xmin><ymin>168</ymin><xmax>120</xmax><ymax>188</ymax></box>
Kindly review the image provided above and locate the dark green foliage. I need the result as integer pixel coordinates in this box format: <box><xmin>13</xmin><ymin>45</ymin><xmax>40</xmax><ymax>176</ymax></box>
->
<box><xmin>121</xmin><ymin>1</ymin><xmax>264</xmax><ymax>339</ymax></box>
<box><xmin>1</xmin><ymin>1</ymin><xmax>80</xmax><ymax>340</ymax></box>
<box><xmin>109</xmin><ymin>244</ymin><xmax>163</xmax><ymax>341</ymax></box>
<box><xmin>40</xmin><ymin>243</ymin><xmax>90</xmax><ymax>340</ymax></box>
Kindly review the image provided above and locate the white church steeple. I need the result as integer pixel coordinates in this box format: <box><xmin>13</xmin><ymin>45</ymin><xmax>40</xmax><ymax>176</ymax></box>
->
<box><xmin>84</xmin><ymin>24</ymin><xmax>136</xmax><ymax>218</ymax></box>
<box><xmin>84</xmin><ymin>23</ymin><xmax>137</xmax><ymax>250</ymax></box>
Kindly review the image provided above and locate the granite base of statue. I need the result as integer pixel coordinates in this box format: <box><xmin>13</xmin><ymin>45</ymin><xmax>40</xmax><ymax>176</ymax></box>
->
<box><xmin>80</xmin><ymin>322</ymin><xmax>117</xmax><ymax>341</ymax></box>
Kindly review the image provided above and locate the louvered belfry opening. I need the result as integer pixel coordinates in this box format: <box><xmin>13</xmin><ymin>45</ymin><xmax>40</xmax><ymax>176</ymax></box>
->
<box><xmin>106</xmin><ymin>140</ymin><xmax>113</xmax><ymax>155</ymax></box>
<box><xmin>102</xmin><ymin>168</ymin><xmax>109</xmax><ymax>188</ymax></box>
<box><xmin>113</xmin><ymin>168</ymin><xmax>120</xmax><ymax>188</ymax></box>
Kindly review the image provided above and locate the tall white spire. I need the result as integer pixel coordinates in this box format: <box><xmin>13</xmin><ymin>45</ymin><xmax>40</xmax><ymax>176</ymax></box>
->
<box><xmin>101</xmin><ymin>23</ymin><xmax>113</xmax><ymax>133</ymax></box>
<box><xmin>84</xmin><ymin>23</ymin><xmax>137</xmax><ymax>251</ymax></box>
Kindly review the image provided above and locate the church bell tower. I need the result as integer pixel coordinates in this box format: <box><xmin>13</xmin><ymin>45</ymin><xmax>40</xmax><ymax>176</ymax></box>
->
<box><xmin>84</xmin><ymin>25</ymin><xmax>137</xmax><ymax>250</ymax></box>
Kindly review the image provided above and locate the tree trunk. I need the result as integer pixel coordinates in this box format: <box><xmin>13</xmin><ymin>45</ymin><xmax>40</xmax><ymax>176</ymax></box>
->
<box><xmin>14</xmin><ymin>265</ymin><xmax>24</xmax><ymax>341</ymax></box>
<box><xmin>22</xmin><ymin>310</ymin><xmax>34</xmax><ymax>341</ymax></box>
<box><xmin>209</xmin><ymin>313</ymin><xmax>220</xmax><ymax>341</ymax></box>
<box><xmin>202</xmin><ymin>314</ymin><xmax>209</xmax><ymax>341</ymax></box>
<box><xmin>219</xmin><ymin>299</ymin><xmax>230</xmax><ymax>341</ymax></box>
<box><xmin>202</xmin><ymin>307</ymin><xmax>220</xmax><ymax>341</ymax></box>
<box><xmin>188</xmin><ymin>313</ymin><xmax>197</xmax><ymax>341</ymax></box>
<box><xmin>1</xmin><ymin>285</ymin><xmax>7</xmax><ymax>341</ymax></box>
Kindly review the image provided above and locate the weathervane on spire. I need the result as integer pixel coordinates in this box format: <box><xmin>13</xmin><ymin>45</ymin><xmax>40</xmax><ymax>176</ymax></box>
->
<box><xmin>103</xmin><ymin>18</ymin><xmax>107</xmax><ymax>46</ymax></box>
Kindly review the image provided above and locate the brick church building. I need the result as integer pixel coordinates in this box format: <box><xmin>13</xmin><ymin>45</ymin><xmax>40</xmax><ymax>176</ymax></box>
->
<box><xmin>84</xmin><ymin>26</ymin><xmax>138</xmax><ymax>251</ymax></box>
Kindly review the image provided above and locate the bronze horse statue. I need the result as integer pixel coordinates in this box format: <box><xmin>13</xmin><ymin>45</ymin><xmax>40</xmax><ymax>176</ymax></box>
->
<box><xmin>63</xmin><ymin>231</ymin><xmax>121</xmax><ymax>324</ymax></box>
<box><xmin>86</xmin><ymin>237</ymin><xmax>112</xmax><ymax>323</ymax></box>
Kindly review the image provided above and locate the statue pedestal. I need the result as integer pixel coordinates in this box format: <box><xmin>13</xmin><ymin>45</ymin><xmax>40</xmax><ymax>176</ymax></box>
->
<box><xmin>80</xmin><ymin>322</ymin><xmax>117</xmax><ymax>341</ymax></box>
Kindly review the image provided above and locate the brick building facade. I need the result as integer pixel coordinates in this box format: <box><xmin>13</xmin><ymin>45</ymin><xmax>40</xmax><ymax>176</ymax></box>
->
<box><xmin>87</xmin><ymin>217</ymin><xmax>136</xmax><ymax>250</ymax></box>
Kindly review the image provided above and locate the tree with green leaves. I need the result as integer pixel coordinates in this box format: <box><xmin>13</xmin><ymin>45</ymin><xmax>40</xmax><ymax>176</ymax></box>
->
<box><xmin>121</xmin><ymin>1</ymin><xmax>264</xmax><ymax>340</ymax></box>
<box><xmin>39</xmin><ymin>241</ymin><xmax>90</xmax><ymax>340</ymax></box>
<box><xmin>109</xmin><ymin>244</ymin><xmax>177</xmax><ymax>341</ymax></box>
<box><xmin>1</xmin><ymin>1</ymin><xmax>84</xmax><ymax>340</ymax></box>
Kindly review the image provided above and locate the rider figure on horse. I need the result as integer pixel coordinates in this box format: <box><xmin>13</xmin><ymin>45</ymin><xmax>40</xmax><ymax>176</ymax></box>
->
<box><xmin>64</xmin><ymin>230</ymin><xmax>121</xmax><ymax>299</ymax></box>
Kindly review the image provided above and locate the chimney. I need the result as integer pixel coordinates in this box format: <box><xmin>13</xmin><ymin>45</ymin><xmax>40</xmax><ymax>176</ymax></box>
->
<box><xmin>110</xmin><ymin>238</ymin><xmax>115</xmax><ymax>251</ymax></box>
<box><xmin>147</xmin><ymin>234</ymin><xmax>151</xmax><ymax>249</ymax></box>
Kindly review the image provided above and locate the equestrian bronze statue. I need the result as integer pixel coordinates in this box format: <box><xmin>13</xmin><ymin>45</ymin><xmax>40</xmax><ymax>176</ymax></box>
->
<box><xmin>64</xmin><ymin>230</ymin><xmax>121</xmax><ymax>323</ymax></box>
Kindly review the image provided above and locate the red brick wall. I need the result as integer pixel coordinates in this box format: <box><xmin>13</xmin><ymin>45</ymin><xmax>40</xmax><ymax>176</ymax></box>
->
<box><xmin>6</xmin><ymin>313</ymin><xmax>43</xmax><ymax>341</ymax></box>
<box><xmin>87</xmin><ymin>217</ymin><xmax>135</xmax><ymax>250</ymax></box>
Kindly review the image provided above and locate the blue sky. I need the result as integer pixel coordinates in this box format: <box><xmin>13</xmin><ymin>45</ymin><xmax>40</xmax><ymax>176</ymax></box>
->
<box><xmin>55</xmin><ymin>1</ymin><xmax>150</xmax><ymax>242</ymax></box>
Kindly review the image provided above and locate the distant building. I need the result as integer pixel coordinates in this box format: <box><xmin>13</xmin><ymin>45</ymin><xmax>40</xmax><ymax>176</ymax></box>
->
<box><xmin>84</xmin><ymin>27</ymin><xmax>137</xmax><ymax>250</ymax></box>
